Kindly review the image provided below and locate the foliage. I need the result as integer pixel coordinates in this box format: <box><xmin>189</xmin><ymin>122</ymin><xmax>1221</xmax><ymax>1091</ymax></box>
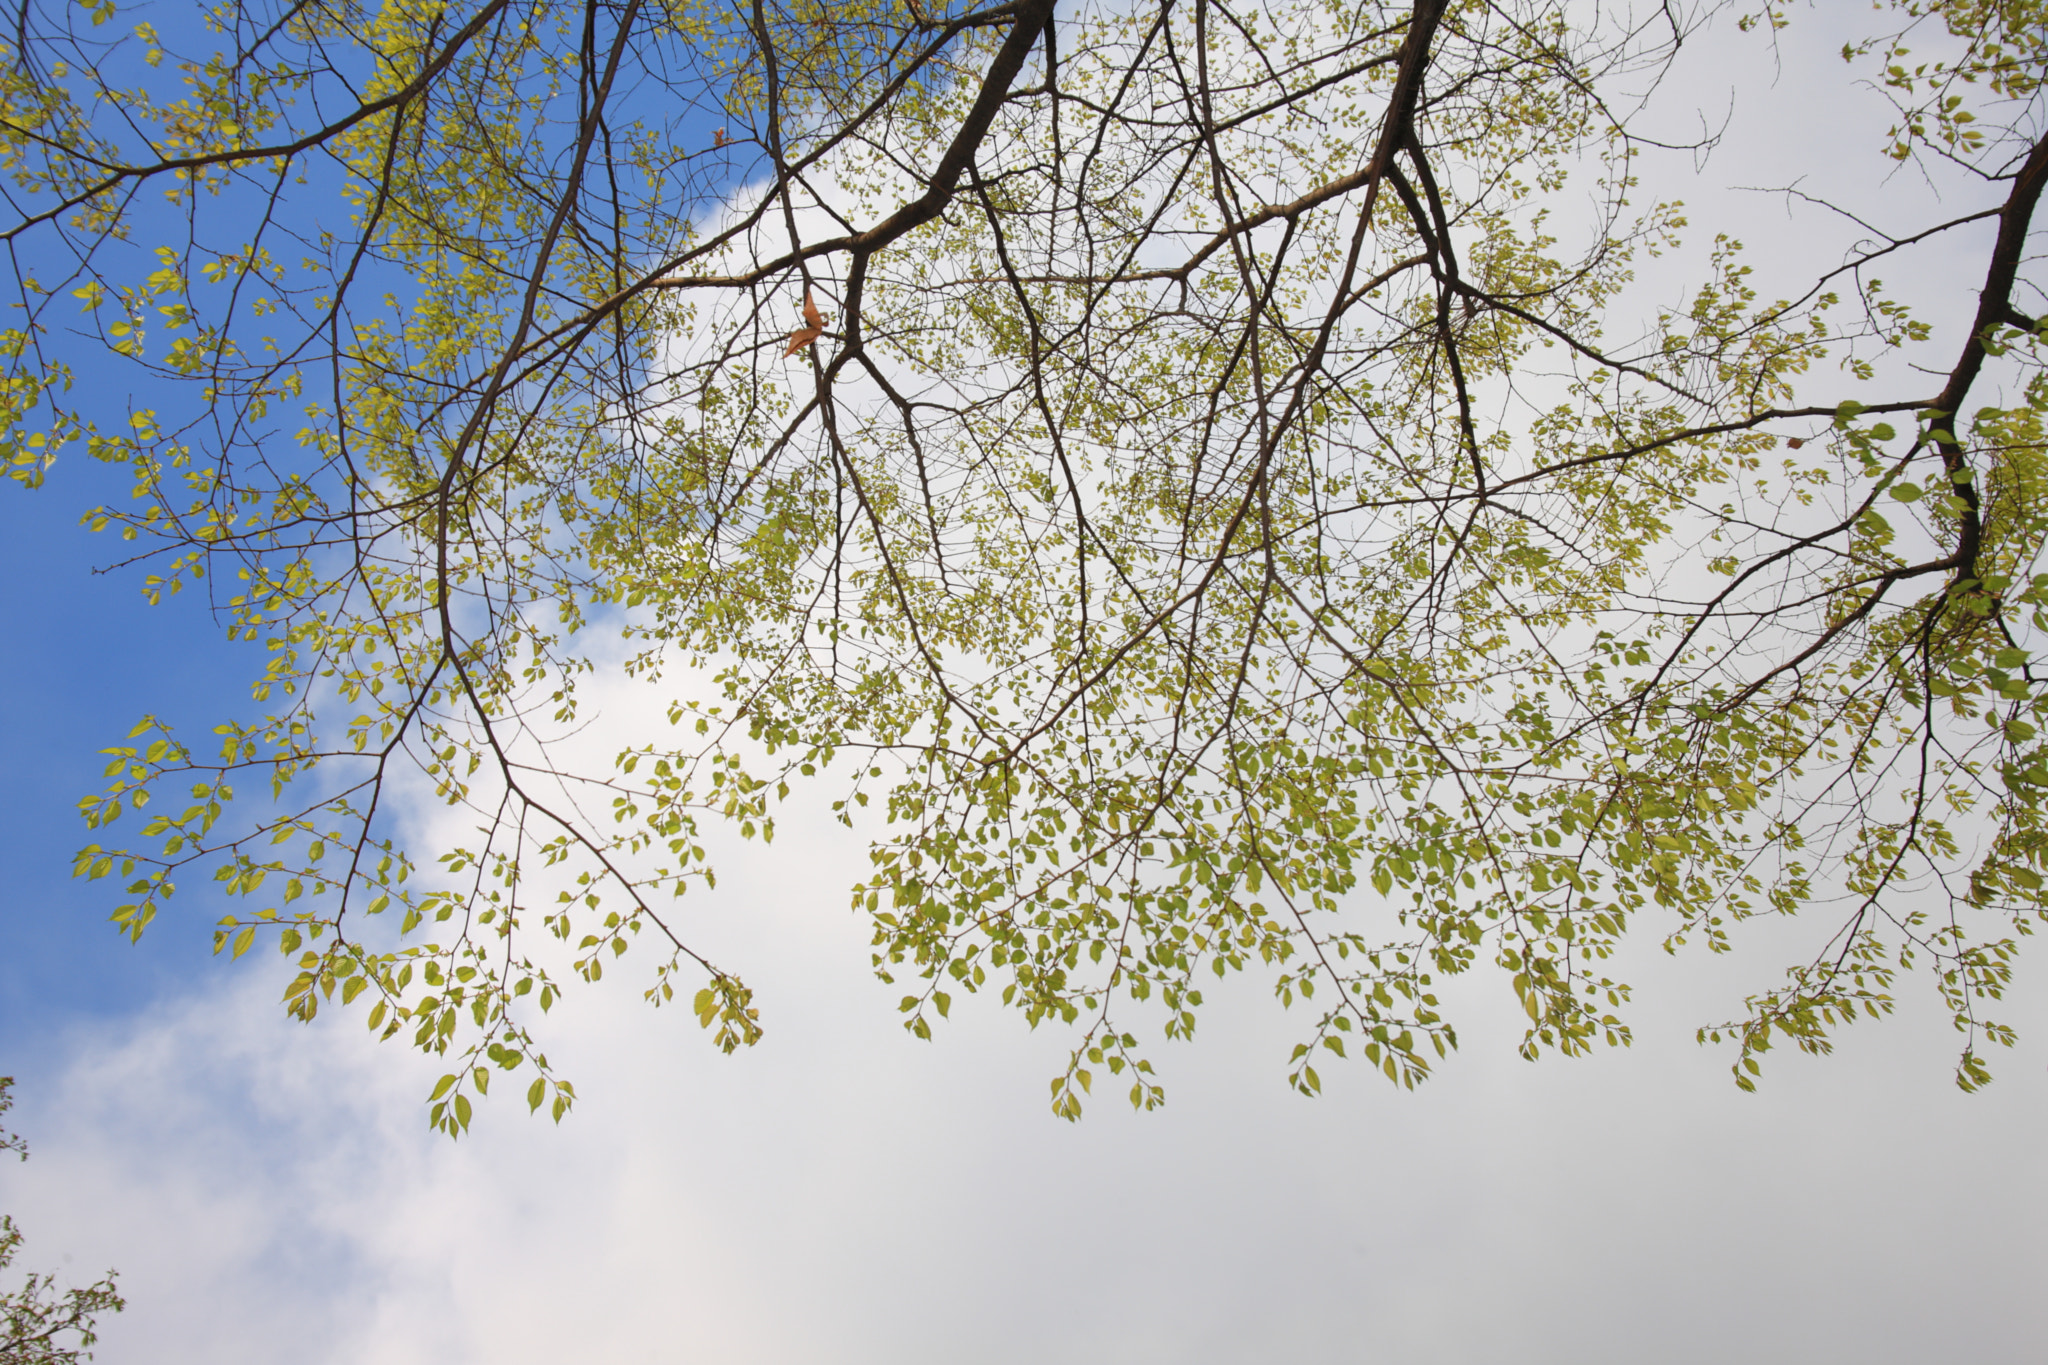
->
<box><xmin>0</xmin><ymin>1081</ymin><xmax>124</xmax><ymax>1365</ymax></box>
<box><xmin>4</xmin><ymin>0</ymin><xmax>2047</xmax><ymax>1127</ymax></box>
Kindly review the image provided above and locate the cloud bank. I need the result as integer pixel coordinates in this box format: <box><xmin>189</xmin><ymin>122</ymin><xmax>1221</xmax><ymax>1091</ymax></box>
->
<box><xmin>7</xmin><ymin>797</ymin><xmax>2045</xmax><ymax>1364</ymax></box>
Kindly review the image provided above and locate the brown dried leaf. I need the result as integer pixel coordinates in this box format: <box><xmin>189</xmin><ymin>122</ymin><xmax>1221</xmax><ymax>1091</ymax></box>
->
<box><xmin>785</xmin><ymin>288</ymin><xmax>828</xmax><ymax>356</ymax></box>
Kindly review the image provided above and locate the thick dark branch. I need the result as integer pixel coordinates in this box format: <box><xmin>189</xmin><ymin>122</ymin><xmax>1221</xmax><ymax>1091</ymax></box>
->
<box><xmin>1929</xmin><ymin>131</ymin><xmax>2048</xmax><ymax>587</ymax></box>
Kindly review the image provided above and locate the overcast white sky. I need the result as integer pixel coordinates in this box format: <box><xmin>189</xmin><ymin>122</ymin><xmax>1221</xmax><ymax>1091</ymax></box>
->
<box><xmin>3</xmin><ymin>5</ymin><xmax>2045</xmax><ymax>1362</ymax></box>
<box><xmin>8</xmin><ymin>804</ymin><xmax>2046</xmax><ymax>1364</ymax></box>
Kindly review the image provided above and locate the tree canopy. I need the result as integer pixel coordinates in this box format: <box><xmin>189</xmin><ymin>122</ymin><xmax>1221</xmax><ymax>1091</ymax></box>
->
<box><xmin>6</xmin><ymin>0</ymin><xmax>2047</xmax><ymax>1129</ymax></box>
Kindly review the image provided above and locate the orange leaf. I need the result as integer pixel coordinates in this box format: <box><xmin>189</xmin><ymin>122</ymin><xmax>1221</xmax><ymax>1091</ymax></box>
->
<box><xmin>785</xmin><ymin>287</ymin><xmax>828</xmax><ymax>356</ymax></box>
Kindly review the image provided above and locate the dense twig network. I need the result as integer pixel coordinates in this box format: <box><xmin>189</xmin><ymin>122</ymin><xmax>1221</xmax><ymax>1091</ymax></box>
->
<box><xmin>2</xmin><ymin>0</ymin><xmax>2044</xmax><ymax>1126</ymax></box>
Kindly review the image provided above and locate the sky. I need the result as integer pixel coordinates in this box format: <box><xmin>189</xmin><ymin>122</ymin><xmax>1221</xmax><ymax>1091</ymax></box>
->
<box><xmin>2</xmin><ymin>6</ymin><xmax>2045</xmax><ymax>1363</ymax></box>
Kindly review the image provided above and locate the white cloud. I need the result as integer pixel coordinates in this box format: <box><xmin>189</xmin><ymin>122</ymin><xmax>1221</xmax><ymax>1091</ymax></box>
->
<box><xmin>7</xmin><ymin>794</ymin><xmax>2046</xmax><ymax>1365</ymax></box>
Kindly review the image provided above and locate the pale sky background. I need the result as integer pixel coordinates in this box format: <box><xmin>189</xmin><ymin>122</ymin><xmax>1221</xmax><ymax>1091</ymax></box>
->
<box><xmin>3</xmin><ymin>6</ymin><xmax>2045</xmax><ymax>1362</ymax></box>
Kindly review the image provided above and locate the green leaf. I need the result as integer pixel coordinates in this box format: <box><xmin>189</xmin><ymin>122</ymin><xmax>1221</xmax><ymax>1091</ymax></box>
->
<box><xmin>21</xmin><ymin>0</ymin><xmax>2044</xmax><ymax>1136</ymax></box>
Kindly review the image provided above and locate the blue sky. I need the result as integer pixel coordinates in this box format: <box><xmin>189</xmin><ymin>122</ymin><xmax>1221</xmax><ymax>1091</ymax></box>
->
<box><xmin>1</xmin><ymin>6</ymin><xmax>2045</xmax><ymax>1363</ymax></box>
<box><xmin>0</xmin><ymin>438</ymin><xmax>252</xmax><ymax>1036</ymax></box>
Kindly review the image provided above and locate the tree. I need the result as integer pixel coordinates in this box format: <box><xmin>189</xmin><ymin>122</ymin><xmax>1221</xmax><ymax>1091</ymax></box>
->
<box><xmin>3</xmin><ymin>0</ymin><xmax>2044</xmax><ymax>1128</ymax></box>
<box><xmin>0</xmin><ymin>1081</ymin><xmax>124</xmax><ymax>1365</ymax></box>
